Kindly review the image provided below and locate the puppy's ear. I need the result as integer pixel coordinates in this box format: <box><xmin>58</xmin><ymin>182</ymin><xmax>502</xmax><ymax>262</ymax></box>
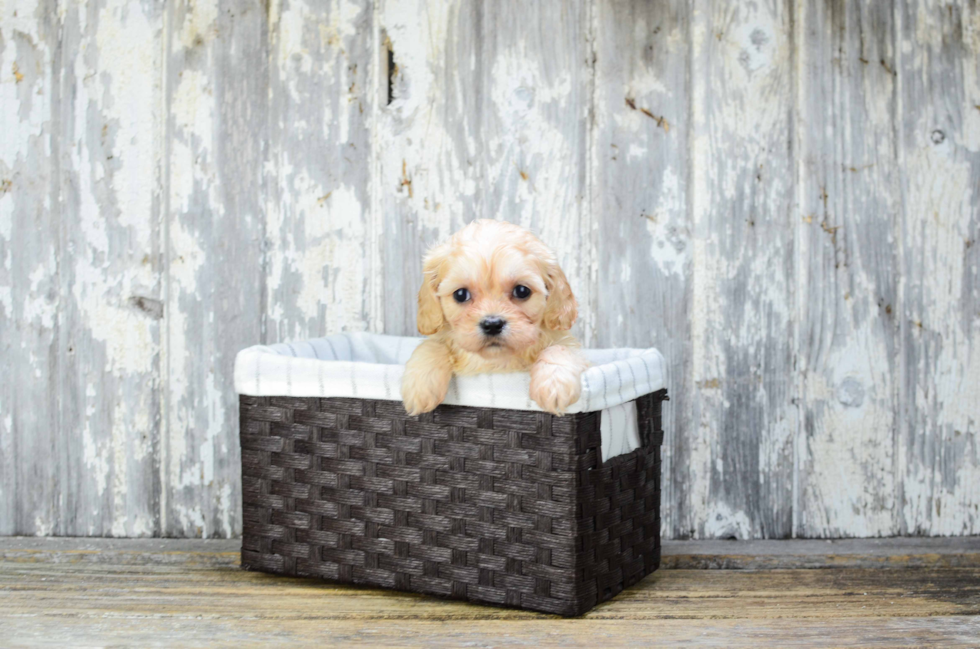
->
<box><xmin>417</xmin><ymin>243</ymin><xmax>449</xmax><ymax>336</ymax></box>
<box><xmin>543</xmin><ymin>262</ymin><xmax>578</xmax><ymax>331</ymax></box>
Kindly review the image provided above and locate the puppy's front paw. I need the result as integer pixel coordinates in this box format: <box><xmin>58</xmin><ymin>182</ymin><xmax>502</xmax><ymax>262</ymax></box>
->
<box><xmin>401</xmin><ymin>367</ymin><xmax>452</xmax><ymax>416</ymax></box>
<box><xmin>530</xmin><ymin>357</ymin><xmax>583</xmax><ymax>415</ymax></box>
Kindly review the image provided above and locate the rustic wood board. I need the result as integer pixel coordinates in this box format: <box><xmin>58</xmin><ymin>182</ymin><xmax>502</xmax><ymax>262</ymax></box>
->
<box><xmin>265</xmin><ymin>0</ymin><xmax>378</xmax><ymax>342</ymax></box>
<box><xmin>795</xmin><ymin>0</ymin><xmax>902</xmax><ymax>537</ymax></box>
<box><xmin>161</xmin><ymin>0</ymin><xmax>266</xmax><ymax>538</ymax></box>
<box><xmin>0</xmin><ymin>0</ymin><xmax>62</xmax><ymax>535</ymax></box>
<box><xmin>2</xmin><ymin>616</ymin><xmax>980</xmax><ymax>648</ymax></box>
<box><xmin>896</xmin><ymin>0</ymin><xmax>980</xmax><ymax>537</ymax></box>
<box><xmin>591</xmin><ymin>0</ymin><xmax>691</xmax><ymax>540</ymax></box>
<box><xmin>1</xmin><ymin>0</ymin><xmax>166</xmax><ymax>536</ymax></box>
<box><xmin>683</xmin><ymin>0</ymin><xmax>797</xmax><ymax>539</ymax></box>
<box><xmin>1</xmin><ymin>539</ymin><xmax>979</xmax><ymax>647</ymax></box>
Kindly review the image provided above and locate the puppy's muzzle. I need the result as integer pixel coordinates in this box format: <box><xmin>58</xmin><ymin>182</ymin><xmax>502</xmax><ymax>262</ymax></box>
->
<box><xmin>479</xmin><ymin>316</ymin><xmax>507</xmax><ymax>337</ymax></box>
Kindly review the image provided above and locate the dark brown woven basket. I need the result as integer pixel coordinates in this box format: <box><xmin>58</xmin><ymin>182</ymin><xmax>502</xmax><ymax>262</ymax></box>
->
<box><xmin>239</xmin><ymin>389</ymin><xmax>666</xmax><ymax>616</ymax></box>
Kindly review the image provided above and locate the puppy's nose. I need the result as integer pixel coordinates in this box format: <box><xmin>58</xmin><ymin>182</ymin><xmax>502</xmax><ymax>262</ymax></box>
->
<box><xmin>479</xmin><ymin>316</ymin><xmax>506</xmax><ymax>337</ymax></box>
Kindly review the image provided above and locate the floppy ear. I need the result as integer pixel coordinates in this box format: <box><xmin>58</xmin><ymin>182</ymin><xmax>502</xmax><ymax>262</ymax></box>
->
<box><xmin>416</xmin><ymin>243</ymin><xmax>449</xmax><ymax>336</ymax></box>
<box><xmin>542</xmin><ymin>262</ymin><xmax>578</xmax><ymax>331</ymax></box>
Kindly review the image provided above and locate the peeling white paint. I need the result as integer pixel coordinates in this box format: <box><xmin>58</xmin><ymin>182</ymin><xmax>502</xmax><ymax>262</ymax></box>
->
<box><xmin>297</xmin><ymin>183</ymin><xmax>368</xmax><ymax>332</ymax></box>
<box><xmin>172</xmin><ymin>69</ymin><xmax>213</xmax><ymax>144</ymax></box>
<box><xmin>110</xmin><ymin>400</ymin><xmax>131</xmax><ymax>536</ymax></box>
<box><xmin>0</xmin><ymin>11</ymin><xmax>51</xmax><ymax>168</ymax></box>
<box><xmin>33</xmin><ymin>515</ymin><xmax>53</xmax><ymax>537</ymax></box>
<box><xmin>265</xmin><ymin>0</ymin><xmax>376</xmax><ymax>348</ymax></box>
<box><xmin>905</xmin><ymin>139</ymin><xmax>974</xmax><ymax>331</ymax></box>
<box><xmin>20</xmin><ymin>263</ymin><xmax>55</xmax><ymax>329</ymax></box>
<box><xmin>178</xmin><ymin>0</ymin><xmax>218</xmax><ymax>49</ymax></box>
<box><xmin>704</xmin><ymin>501</ymin><xmax>753</xmax><ymax>540</ymax></box>
<box><xmin>644</xmin><ymin>167</ymin><xmax>688</xmax><ymax>278</ymax></box>
<box><xmin>0</xmin><ymin>192</ymin><xmax>12</xmax><ymax>243</ymax></box>
<box><xmin>902</xmin><ymin>136</ymin><xmax>979</xmax><ymax>534</ymax></box>
<box><xmin>94</xmin><ymin>0</ymin><xmax>158</xmax><ymax>234</ymax></box>
<box><xmin>803</xmin><ymin>323</ymin><xmax>897</xmax><ymax>536</ymax></box>
<box><xmin>177</xmin><ymin>505</ymin><xmax>207</xmax><ymax>538</ymax></box>
<box><xmin>169</xmin><ymin>215</ymin><xmax>206</xmax><ymax>291</ymax></box>
<box><xmin>163</xmin><ymin>0</ymin><xmax>261</xmax><ymax>539</ymax></box>
<box><xmin>216</xmin><ymin>481</ymin><xmax>233</xmax><ymax>538</ymax></box>
<box><xmin>381</xmin><ymin>0</ymin><xmax>470</xmax><ymax>236</ymax></box>
<box><xmin>65</xmin><ymin>0</ymin><xmax>159</xmax><ymax>378</ymax></box>
<box><xmin>684</xmin><ymin>0</ymin><xmax>797</xmax><ymax>539</ymax></box>
<box><xmin>200</xmin><ymin>372</ymin><xmax>225</xmax><ymax>487</ymax></box>
<box><xmin>275</xmin><ymin>0</ymin><xmax>316</xmax><ymax>103</ymax></box>
<box><xmin>82</xmin><ymin>426</ymin><xmax>111</xmax><ymax>502</ymax></box>
<box><xmin>487</xmin><ymin>49</ymin><xmax>580</xmax><ymax>256</ymax></box>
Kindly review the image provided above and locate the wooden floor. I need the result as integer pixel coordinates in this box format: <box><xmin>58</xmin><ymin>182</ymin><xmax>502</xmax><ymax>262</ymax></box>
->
<box><xmin>2</xmin><ymin>537</ymin><xmax>979</xmax><ymax>647</ymax></box>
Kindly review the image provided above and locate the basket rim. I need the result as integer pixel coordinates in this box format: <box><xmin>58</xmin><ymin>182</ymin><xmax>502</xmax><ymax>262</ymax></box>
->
<box><xmin>234</xmin><ymin>332</ymin><xmax>667</xmax><ymax>415</ymax></box>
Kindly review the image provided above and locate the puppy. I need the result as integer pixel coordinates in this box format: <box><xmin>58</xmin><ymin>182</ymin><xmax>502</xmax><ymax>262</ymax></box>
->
<box><xmin>401</xmin><ymin>220</ymin><xmax>589</xmax><ymax>416</ymax></box>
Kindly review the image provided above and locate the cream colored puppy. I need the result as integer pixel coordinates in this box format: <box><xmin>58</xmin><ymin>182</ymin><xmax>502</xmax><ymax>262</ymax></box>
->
<box><xmin>401</xmin><ymin>220</ymin><xmax>589</xmax><ymax>416</ymax></box>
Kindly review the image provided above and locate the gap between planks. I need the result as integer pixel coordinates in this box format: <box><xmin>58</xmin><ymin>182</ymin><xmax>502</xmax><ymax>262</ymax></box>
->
<box><xmin>1</xmin><ymin>536</ymin><xmax>977</xmax><ymax>569</ymax></box>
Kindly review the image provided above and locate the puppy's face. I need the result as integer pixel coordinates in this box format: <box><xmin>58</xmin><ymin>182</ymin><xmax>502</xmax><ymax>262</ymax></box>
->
<box><xmin>416</xmin><ymin>221</ymin><xmax>577</xmax><ymax>359</ymax></box>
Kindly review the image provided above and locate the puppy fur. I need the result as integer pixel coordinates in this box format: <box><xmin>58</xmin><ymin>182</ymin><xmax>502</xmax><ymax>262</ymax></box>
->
<box><xmin>401</xmin><ymin>220</ymin><xmax>589</xmax><ymax>416</ymax></box>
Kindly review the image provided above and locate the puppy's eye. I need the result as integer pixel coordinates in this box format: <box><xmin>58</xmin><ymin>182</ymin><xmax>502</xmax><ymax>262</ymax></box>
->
<box><xmin>512</xmin><ymin>285</ymin><xmax>531</xmax><ymax>300</ymax></box>
<box><xmin>452</xmin><ymin>288</ymin><xmax>471</xmax><ymax>303</ymax></box>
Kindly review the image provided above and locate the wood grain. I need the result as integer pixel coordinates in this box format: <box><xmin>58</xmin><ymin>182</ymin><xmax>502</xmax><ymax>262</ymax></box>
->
<box><xmin>896</xmin><ymin>0</ymin><xmax>980</xmax><ymax>536</ymax></box>
<box><xmin>1</xmin><ymin>0</ymin><xmax>166</xmax><ymax>536</ymax></box>
<box><xmin>684</xmin><ymin>0</ymin><xmax>796</xmax><ymax>539</ymax></box>
<box><xmin>4</xmin><ymin>616</ymin><xmax>980</xmax><ymax>648</ymax></box>
<box><xmin>59</xmin><ymin>0</ymin><xmax>166</xmax><ymax>536</ymax></box>
<box><xmin>1</xmin><ymin>538</ymin><xmax>979</xmax><ymax>647</ymax></box>
<box><xmin>0</xmin><ymin>0</ymin><xmax>61</xmax><ymax>535</ymax></box>
<box><xmin>795</xmin><ymin>0</ymin><xmax>901</xmax><ymax>537</ymax></box>
<box><xmin>591</xmin><ymin>0</ymin><xmax>691</xmax><ymax>539</ymax></box>
<box><xmin>265</xmin><ymin>0</ymin><xmax>377</xmax><ymax>341</ymax></box>
<box><xmin>162</xmin><ymin>0</ymin><xmax>266</xmax><ymax>537</ymax></box>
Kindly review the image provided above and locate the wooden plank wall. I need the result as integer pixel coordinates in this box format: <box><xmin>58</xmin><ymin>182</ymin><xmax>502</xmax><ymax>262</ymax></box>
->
<box><xmin>0</xmin><ymin>0</ymin><xmax>977</xmax><ymax>539</ymax></box>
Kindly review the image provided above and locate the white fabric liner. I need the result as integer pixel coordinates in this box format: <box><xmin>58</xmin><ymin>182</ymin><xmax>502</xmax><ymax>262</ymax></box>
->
<box><xmin>234</xmin><ymin>333</ymin><xmax>666</xmax><ymax>460</ymax></box>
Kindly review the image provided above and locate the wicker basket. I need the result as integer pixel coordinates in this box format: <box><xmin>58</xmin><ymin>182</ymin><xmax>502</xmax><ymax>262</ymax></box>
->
<box><xmin>239</xmin><ymin>388</ymin><xmax>666</xmax><ymax>617</ymax></box>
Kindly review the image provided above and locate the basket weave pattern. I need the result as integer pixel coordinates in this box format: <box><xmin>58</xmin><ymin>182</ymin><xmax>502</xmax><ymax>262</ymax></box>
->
<box><xmin>240</xmin><ymin>389</ymin><xmax>666</xmax><ymax>616</ymax></box>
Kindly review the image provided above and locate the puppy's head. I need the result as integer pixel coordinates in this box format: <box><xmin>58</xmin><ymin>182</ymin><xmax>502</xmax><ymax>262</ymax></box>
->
<box><xmin>416</xmin><ymin>220</ymin><xmax>577</xmax><ymax>358</ymax></box>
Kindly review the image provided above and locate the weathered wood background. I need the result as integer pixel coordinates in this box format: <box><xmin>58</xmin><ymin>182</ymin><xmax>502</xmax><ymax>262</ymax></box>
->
<box><xmin>1</xmin><ymin>0</ymin><xmax>978</xmax><ymax>539</ymax></box>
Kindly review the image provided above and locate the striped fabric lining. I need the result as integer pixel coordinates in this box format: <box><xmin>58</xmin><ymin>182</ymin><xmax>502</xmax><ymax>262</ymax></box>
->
<box><xmin>234</xmin><ymin>332</ymin><xmax>666</xmax><ymax>413</ymax></box>
<box><xmin>600</xmin><ymin>400</ymin><xmax>641</xmax><ymax>461</ymax></box>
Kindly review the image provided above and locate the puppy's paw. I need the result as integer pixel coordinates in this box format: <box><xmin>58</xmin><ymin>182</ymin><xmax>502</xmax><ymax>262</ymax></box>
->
<box><xmin>401</xmin><ymin>367</ymin><xmax>452</xmax><ymax>416</ymax></box>
<box><xmin>530</xmin><ymin>355</ymin><xmax>583</xmax><ymax>415</ymax></box>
